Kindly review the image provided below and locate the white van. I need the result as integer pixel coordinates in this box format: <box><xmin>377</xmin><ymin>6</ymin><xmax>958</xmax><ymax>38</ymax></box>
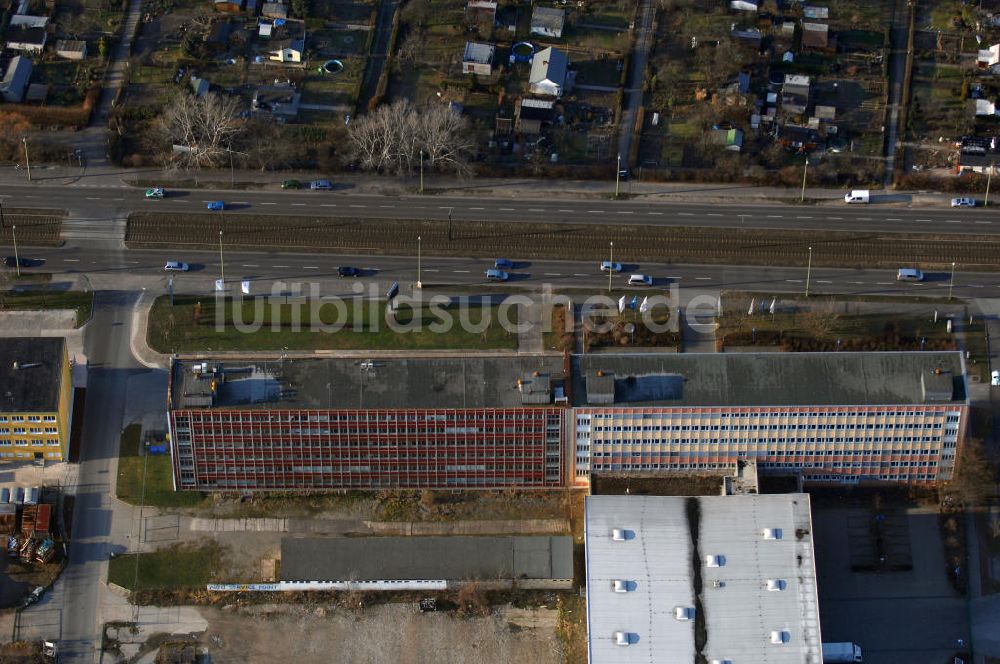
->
<box><xmin>844</xmin><ymin>189</ymin><xmax>870</xmax><ymax>204</ymax></box>
<box><xmin>627</xmin><ymin>274</ymin><xmax>653</xmax><ymax>286</ymax></box>
<box><xmin>896</xmin><ymin>268</ymin><xmax>924</xmax><ymax>282</ymax></box>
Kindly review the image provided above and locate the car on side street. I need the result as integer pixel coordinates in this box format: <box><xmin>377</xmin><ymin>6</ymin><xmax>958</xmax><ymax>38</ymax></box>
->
<box><xmin>310</xmin><ymin>179</ymin><xmax>334</xmax><ymax>190</ymax></box>
<box><xmin>206</xmin><ymin>200</ymin><xmax>225</xmax><ymax>211</ymax></box>
<box><xmin>600</xmin><ymin>261</ymin><xmax>623</xmax><ymax>273</ymax></box>
<box><xmin>281</xmin><ymin>179</ymin><xmax>301</xmax><ymax>189</ymax></box>
<box><xmin>164</xmin><ymin>261</ymin><xmax>190</xmax><ymax>272</ymax></box>
<box><xmin>951</xmin><ymin>197</ymin><xmax>977</xmax><ymax>207</ymax></box>
<box><xmin>494</xmin><ymin>258</ymin><xmax>514</xmax><ymax>269</ymax></box>
<box><xmin>486</xmin><ymin>268</ymin><xmax>509</xmax><ymax>282</ymax></box>
<box><xmin>338</xmin><ymin>266</ymin><xmax>360</xmax><ymax>277</ymax></box>
<box><xmin>145</xmin><ymin>187</ymin><xmax>165</xmax><ymax>199</ymax></box>
<box><xmin>628</xmin><ymin>274</ymin><xmax>653</xmax><ymax>286</ymax></box>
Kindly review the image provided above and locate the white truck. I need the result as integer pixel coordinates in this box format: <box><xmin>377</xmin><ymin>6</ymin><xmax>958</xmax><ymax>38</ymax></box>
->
<box><xmin>844</xmin><ymin>190</ymin><xmax>870</xmax><ymax>204</ymax></box>
<box><xmin>823</xmin><ymin>642</ymin><xmax>863</xmax><ymax>663</ymax></box>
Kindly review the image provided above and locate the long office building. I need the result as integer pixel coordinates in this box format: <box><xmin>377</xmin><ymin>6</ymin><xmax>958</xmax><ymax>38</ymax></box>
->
<box><xmin>167</xmin><ymin>351</ymin><xmax>967</xmax><ymax>491</ymax></box>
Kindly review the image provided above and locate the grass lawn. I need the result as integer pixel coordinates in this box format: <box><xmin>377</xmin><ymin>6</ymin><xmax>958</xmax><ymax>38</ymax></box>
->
<box><xmin>108</xmin><ymin>542</ymin><xmax>224</xmax><ymax>591</ymax></box>
<box><xmin>0</xmin><ymin>290</ymin><xmax>93</xmax><ymax>327</ymax></box>
<box><xmin>116</xmin><ymin>425</ymin><xmax>207</xmax><ymax>508</ymax></box>
<box><xmin>147</xmin><ymin>295</ymin><xmax>519</xmax><ymax>352</ymax></box>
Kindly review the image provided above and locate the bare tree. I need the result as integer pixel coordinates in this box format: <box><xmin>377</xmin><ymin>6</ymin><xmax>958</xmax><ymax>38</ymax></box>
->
<box><xmin>156</xmin><ymin>92</ymin><xmax>245</xmax><ymax>170</ymax></box>
<box><xmin>347</xmin><ymin>99</ymin><xmax>473</xmax><ymax>176</ymax></box>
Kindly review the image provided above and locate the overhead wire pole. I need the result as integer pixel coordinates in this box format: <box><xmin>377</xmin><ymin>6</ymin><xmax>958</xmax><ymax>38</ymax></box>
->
<box><xmin>218</xmin><ymin>230</ymin><xmax>225</xmax><ymax>284</ymax></box>
<box><xmin>804</xmin><ymin>246</ymin><xmax>813</xmax><ymax>297</ymax></box>
<box><xmin>608</xmin><ymin>241</ymin><xmax>614</xmax><ymax>292</ymax></box>
<box><xmin>416</xmin><ymin>235</ymin><xmax>422</xmax><ymax>288</ymax></box>
<box><xmin>800</xmin><ymin>157</ymin><xmax>809</xmax><ymax>203</ymax></box>
<box><xmin>986</xmin><ymin>163</ymin><xmax>994</xmax><ymax>207</ymax></box>
<box><xmin>615</xmin><ymin>153</ymin><xmax>621</xmax><ymax>199</ymax></box>
<box><xmin>949</xmin><ymin>261</ymin><xmax>957</xmax><ymax>300</ymax></box>
<box><xmin>11</xmin><ymin>225</ymin><xmax>20</xmax><ymax>278</ymax></box>
<box><xmin>22</xmin><ymin>137</ymin><xmax>30</xmax><ymax>182</ymax></box>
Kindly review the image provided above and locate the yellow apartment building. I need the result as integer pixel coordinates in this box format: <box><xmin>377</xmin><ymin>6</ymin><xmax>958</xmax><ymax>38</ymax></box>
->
<box><xmin>0</xmin><ymin>337</ymin><xmax>73</xmax><ymax>462</ymax></box>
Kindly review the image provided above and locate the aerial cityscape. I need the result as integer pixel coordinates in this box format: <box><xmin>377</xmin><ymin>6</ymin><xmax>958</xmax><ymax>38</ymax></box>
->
<box><xmin>0</xmin><ymin>0</ymin><xmax>999</xmax><ymax>661</ymax></box>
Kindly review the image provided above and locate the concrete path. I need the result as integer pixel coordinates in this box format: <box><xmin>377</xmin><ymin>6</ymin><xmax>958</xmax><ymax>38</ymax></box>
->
<box><xmin>616</xmin><ymin>0</ymin><xmax>655</xmax><ymax>167</ymax></box>
<box><xmin>130</xmin><ymin>290</ymin><xmax>169</xmax><ymax>369</ymax></box>
<box><xmin>883</xmin><ymin>0</ymin><xmax>909</xmax><ymax>186</ymax></box>
<box><xmin>518</xmin><ymin>300</ymin><xmax>544</xmax><ymax>354</ymax></box>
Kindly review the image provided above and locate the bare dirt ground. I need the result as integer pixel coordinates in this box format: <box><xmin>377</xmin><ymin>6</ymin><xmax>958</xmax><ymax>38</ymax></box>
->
<box><xmin>194</xmin><ymin>602</ymin><xmax>563</xmax><ymax>664</ymax></box>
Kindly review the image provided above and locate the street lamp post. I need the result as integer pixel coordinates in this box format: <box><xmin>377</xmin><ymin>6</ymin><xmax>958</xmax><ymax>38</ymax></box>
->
<box><xmin>218</xmin><ymin>230</ymin><xmax>225</xmax><ymax>284</ymax></box>
<box><xmin>986</xmin><ymin>164</ymin><xmax>994</xmax><ymax>207</ymax></box>
<box><xmin>419</xmin><ymin>149</ymin><xmax>424</xmax><ymax>194</ymax></box>
<box><xmin>949</xmin><ymin>261</ymin><xmax>957</xmax><ymax>300</ymax></box>
<box><xmin>800</xmin><ymin>157</ymin><xmax>809</xmax><ymax>203</ymax></box>
<box><xmin>22</xmin><ymin>138</ymin><xmax>31</xmax><ymax>182</ymax></box>
<box><xmin>11</xmin><ymin>225</ymin><xmax>20</xmax><ymax>278</ymax></box>
<box><xmin>805</xmin><ymin>246</ymin><xmax>813</xmax><ymax>297</ymax></box>
<box><xmin>447</xmin><ymin>207</ymin><xmax>453</xmax><ymax>242</ymax></box>
<box><xmin>416</xmin><ymin>235</ymin><xmax>422</xmax><ymax>289</ymax></box>
<box><xmin>615</xmin><ymin>153</ymin><xmax>621</xmax><ymax>199</ymax></box>
<box><xmin>608</xmin><ymin>241</ymin><xmax>614</xmax><ymax>293</ymax></box>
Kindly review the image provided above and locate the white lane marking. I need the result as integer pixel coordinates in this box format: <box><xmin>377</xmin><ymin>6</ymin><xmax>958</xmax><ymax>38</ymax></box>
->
<box><xmin>666</xmin><ymin>276</ymin><xmax>683</xmax><ymax>280</ymax></box>
<box><xmin>453</xmin><ymin>270</ymin><xmax>470</xmax><ymax>273</ymax></box>
<box><xmin>617</xmin><ymin>211</ymin><xmax>634</xmax><ymax>215</ymax></box>
<box><xmin>272</xmin><ymin>264</ymin><xmax>289</xmax><ymax>268</ymax></box>
<box><xmin>469</xmin><ymin>207</ymin><xmax>485</xmax><ymax>210</ymax></box>
<box><xmin>875</xmin><ymin>282</ymin><xmax>892</xmax><ymax>285</ymax></box>
<box><xmin>588</xmin><ymin>210</ymin><xmax>604</xmax><ymax>213</ymax></box>
<box><xmin>86</xmin><ymin>197</ymin><xmax>100</xmax><ymax>200</ymax></box>
<box><xmin>767</xmin><ymin>215</ymin><xmax>783</xmax><ymax>218</ymax></box>
<box><xmin>499</xmin><ymin>208</ymin><xmax>515</xmax><ymax>211</ymax></box>
<box><xmin>695</xmin><ymin>277</ymin><xmax>712</xmax><ymax>280</ymax></box>
<box><xmin>113</xmin><ymin>197</ymin><xmax>124</xmax><ymax>201</ymax></box>
<box><xmin>849</xmin><ymin>281</ymin><xmax>864</xmax><ymax>285</ymax></box>
<box><xmin>291</xmin><ymin>203</ymin><xmax>306</xmax><ymax>207</ymax></box>
<box><xmin>528</xmin><ymin>208</ymin><xmax>545</xmax><ymax>212</ymax></box>
<box><xmin>349</xmin><ymin>205</ymin><xmax>365</xmax><ymax>208</ymax></box>
<box><xmin>944</xmin><ymin>220</ymin><xmax>960</xmax><ymax>224</ymax></box>
<box><xmin>62</xmin><ymin>259</ymin><xmax>80</xmax><ymax>262</ymax></box>
<box><xmin>558</xmin><ymin>209</ymin><xmax>572</xmax><ymax>213</ymax></box>
<box><xmin>574</xmin><ymin>273</ymin><xmax>587</xmax><ymax>276</ymax></box>
<box><xmin>647</xmin><ymin>212</ymin><xmax>663</xmax><ymax>215</ymax></box>
<box><xmin>975</xmin><ymin>220</ymin><xmax>992</xmax><ymax>224</ymax></box>
<box><xmin>321</xmin><ymin>204</ymin><xmax>337</xmax><ymax>207</ymax></box>
<box><xmin>438</xmin><ymin>206</ymin><xmax>452</xmax><ymax>209</ymax></box>
<box><xmin>796</xmin><ymin>216</ymin><xmax>813</xmax><ymax>219</ymax></box>
<box><xmin>233</xmin><ymin>201</ymin><xmax>249</xmax><ymax>205</ymax></box>
<box><xmin>707</xmin><ymin>213</ymin><xmax>722</xmax><ymax>217</ymax></box>
<box><xmin>785</xmin><ymin>279</ymin><xmax>803</xmax><ymax>283</ymax></box>
<box><xmin>969</xmin><ymin>284</ymin><xmax>984</xmax><ymax>288</ymax></box>
<box><xmin>423</xmin><ymin>269</ymin><xmax>440</xmax><ymax>272</ymax></box>
<box><xmin>886</xmin><ymin>218</ymin><xmax>902</xmax><ymax>221</ymax></box>
<box><xmin>544</xmin><ymin>272</ymin><xmax>562</xmax><ymax>276</ymax></box>
<box><xmin>828</xmin><ymin>217</ymin><xmax>842</xmax><ymax>220</ymax></box>
<box><xmin>678</xmin><ymin>212</ymin><xmax>694</xmax><ymax>216</ymax></box>
<box><xmin>857</xmin><ymin>217</ymin><xmax>871</xmax><ymax>221</ymax></box>
<box><xmin>379</xmin><ymin>205</ymin><xmax>395</xmax><ymax>208</ymax></box>
<box><xmin>261</xmin><ymin>202</ymin><xmax>277</xmax><ymax>206</ymax></box>
<box><xmin>303</xmin><ymin>266</ymin><xmax>319</xmax><ymax>270</ymax></box>
<box><xmin>816</xmin><ymin>280</ymin><xmax>833</xmax><ymax>284</ymax></box>
<box><xmin>242</xmin><ymin>264</ymin><xmax>259</xmax><ymax>267</ymax></box>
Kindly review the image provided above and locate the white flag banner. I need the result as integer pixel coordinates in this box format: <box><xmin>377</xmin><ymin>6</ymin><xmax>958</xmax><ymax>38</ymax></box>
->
<box><xmin>618</xmin><ymin>295</ymin><xmax>626</xmax><ymax>313</ymax></box>
<box><xmin>769</xmin><ymin>298</ymin><xmax>776</xmax><ymax>315</ymax></box>
<box><xmin>747</xmin><ymin>298</ymin><xmax>755</xmax><ymax>316</ymax></box>
<box><xmin>639</xmin><ymin>296</ymin><xmax>649</xmax><ymax>313</ymax></box>
<box><xmin>241</xmin><ymin>280</ymin><xmax>250</xmax><ymax>295</ymax></box>
<box><xmin>214</xmin><ymin>279</ymin><xmax>224</xmax><ymax>292</ymax></box>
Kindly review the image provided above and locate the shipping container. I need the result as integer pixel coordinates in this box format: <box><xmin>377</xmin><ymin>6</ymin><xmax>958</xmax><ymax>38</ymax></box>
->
<box><xmin>34</xmin><ymin>504</ymin><xmax>51</xmax><ymax>535</ymax></box>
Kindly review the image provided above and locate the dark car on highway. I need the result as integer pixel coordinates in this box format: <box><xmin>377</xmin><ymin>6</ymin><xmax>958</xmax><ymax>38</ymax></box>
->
<box><xmin>281</xmin><ymin>179</ymin><xmax>301</xmax><ymax>189</ymax></box>
<box><xmin>338</xmin><ymin>266</ymin><xmax>360</xmax><ymax>277</ymax></box>
<box><xmin>4</xmin><ymin>256</ymin><xmax>30</xmax><ymax>268</ymax></box>
<box><xmin>311</xmin><ymin>179</ymin><xmax>334</xmax><ymax>190</ymax></box>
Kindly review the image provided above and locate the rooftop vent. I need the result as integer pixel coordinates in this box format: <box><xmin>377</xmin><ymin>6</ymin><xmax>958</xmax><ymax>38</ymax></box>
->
<box><xmin>762</xmin><ymin>528</ymin><xmax>782</xmax><ymax>540</ymax></box>
<box><xmin>705</xmin><ymin>554</ymin><xmax>725</xmax><ymax>567</ymax></box>
<box><xmin>611</xmin><ymin>528</ymin><xmax>627</xmax><ymax>541</ymax></box>
<box><xmin>674</xmin><ymin>606</ymin><xmax>695</xmax><ymax>621</ymax></box>
<box><xmin>613</xmin><ymin>631</ymin><xmax>632</xmax><ymax>646</ymax></box>
<box><xmin>11</xmin><ymin>362</ymin><xmax>40</xmax><ymax>370</ymax></box>
<box><xmin>612</xmin><ymin>579</ymin><xmax>635</xmax><ymax>592</ymax></box>
<box><xmin>770</xmin><ymin>630</ymin><xmax>790</xmax><ymax>644</ymax></box>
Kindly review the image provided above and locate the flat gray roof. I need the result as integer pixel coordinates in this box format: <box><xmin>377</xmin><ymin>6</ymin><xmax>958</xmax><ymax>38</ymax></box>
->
<box><xmin>576</xmin><ymin>351</ymin><xmax>966</xmax><ymax>407</ymax></box>
<box><xmin>170</xmin><ymin>355</ymin><xmax>566</xmax><ymax>410</ymax></box>
<box><xmin>280</xmin><ymin>536</ymin><xmax>573</xmax><ymax>582</ymax></box>
<box><xmin>0</xmin><ymin>337</ymin><xmax>65</xmax><ymax>412</ymax></box>
<box><xmin>585</xmin><ymin>494</ymin><xmax>822</xmax><ymax>664</ymax></box>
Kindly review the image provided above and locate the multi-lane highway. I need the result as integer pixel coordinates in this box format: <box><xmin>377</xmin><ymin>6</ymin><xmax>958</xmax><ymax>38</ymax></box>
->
<box><xmin>12</xmin><ymin>243</ymin><xmax>1000</xmax><ymax>300</ymax></box>
<box><xmin>5</xmin><ymin>182</ymin><xmax>1000</xmax><ymax>236</ymax></box>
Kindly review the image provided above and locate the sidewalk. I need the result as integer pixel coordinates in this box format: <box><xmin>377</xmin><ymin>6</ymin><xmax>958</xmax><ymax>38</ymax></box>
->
<box><xmin>130</xmin><ymin>290</ymin><xmax>170</xmax><ymax>369</ymax></box>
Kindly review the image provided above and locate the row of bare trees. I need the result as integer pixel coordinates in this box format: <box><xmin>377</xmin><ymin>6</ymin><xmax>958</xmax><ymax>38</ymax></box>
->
<box><xmin>345</xmin><ymin>99</ymin><xmax>473</xmax><ymax>176</ymax></box>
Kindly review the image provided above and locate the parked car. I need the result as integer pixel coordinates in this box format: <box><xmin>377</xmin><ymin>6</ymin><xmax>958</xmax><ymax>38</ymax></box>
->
<box><xmin>494</xmin><ymin>258</ymin><xmax>514</xmax><ymax>269</ymax></box>
<box><xmin>4</xmin><ymin>256</ymin><xmax>29</xmax><ymax>268</ymax></box>
<box><xmin>600</xmin><ymin>261</ymin><xmax>623</xmax><ymax>273</ymax></box>
<box><xmin>144</xmin><ymin>187</ymin><xmax>165</xmax><ymax>199</ymax></box>
<box><xmin>206</xmin><ymin>200</ymin><xmax>225</xmax><ymax>211</ymax></box>
<box><xmin>486</xmin><ymin>268</ymin><xmax>509</xmax><ymax>282</ymax></box>
<box><xmin>951</xmin><ymin>197</ymin><xmax>976</xmax><ymax>207</ymax></box>
<box><xmin>627</xmin><ymin>274</ymin><xmax>653</xmax><ymax>286</ymax></box>
<box><xmin>844</xmin><ymin>190</ymin><xmax>869</xmax><ymax>204</ymax></box>
<box><xmin>338</xmin><ymin>266</ymin><xmax>360</xmax><ymax>277</ymax></box>
<box><xmin>164</xmin><ymin>261</ymin><xmax>190</xmax><ymax>272</ymax></box>
<box><xmin>310</xmin><ymin>179</ymin><xmax>334</xmax><ymax>190</ymax></box>
<box><xmin>281</xmin><ymin>179</ymin><xmax>301</xmax><ymax>189</ymax></box>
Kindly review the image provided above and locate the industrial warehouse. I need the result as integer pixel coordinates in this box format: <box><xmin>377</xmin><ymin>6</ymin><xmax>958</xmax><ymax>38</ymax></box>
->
<box><xmin>167</xmin><ymin>351</ymin><xmax>969</xmax><ymax>491</ymax></box>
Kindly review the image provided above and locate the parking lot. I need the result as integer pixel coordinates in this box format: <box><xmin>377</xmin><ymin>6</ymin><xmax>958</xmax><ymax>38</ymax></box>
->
<box><xmin>814</xmin><ymin>506</ymin><xmax>969</xmax><ymax>664</ymax></box>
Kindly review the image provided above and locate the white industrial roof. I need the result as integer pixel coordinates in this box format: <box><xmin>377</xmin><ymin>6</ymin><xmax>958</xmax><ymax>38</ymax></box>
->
<box><xmin>585</xmin><ymin>494</ymin><xmax>823</xmax><ymax>664</ymax></box>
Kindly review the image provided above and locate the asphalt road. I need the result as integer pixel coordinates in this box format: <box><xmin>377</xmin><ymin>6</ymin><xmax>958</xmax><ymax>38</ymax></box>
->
<box><xmin>11</xmin><ymin>243</ymin><xmax>1000</xmax><ymax>300</ymax></box>
<box><xmin>6</xmin><ymin>183</ymin><xmax>1000</xmax><ymax>236</ymax></box>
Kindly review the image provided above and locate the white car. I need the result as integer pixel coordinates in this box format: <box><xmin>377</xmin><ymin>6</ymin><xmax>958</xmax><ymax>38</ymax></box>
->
<box><xmin>951</xmin><ymin>197</ymin><xmax>976</xmax><ymax>207</ymax></box>
<box><xmin>164</xmin><ymin>261</ymin><xmax>189</xmax><ymax>272</ymax></box>
<box><xmin>600</xmin><ymin>261</ymin><xmax>623</xmax><ymax>273</ymax></box>
<box><xmin>628</xmin><ymin>274</ymin><xmax>653</xmax><ymax>286</ymax></box>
